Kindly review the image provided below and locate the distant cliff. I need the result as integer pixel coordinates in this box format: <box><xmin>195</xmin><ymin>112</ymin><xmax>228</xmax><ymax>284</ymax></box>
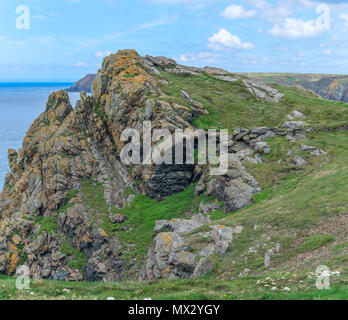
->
<box><xmin>67</xmin><ymin>74</ymin><xmax>96</xmax><ymax>93</ymax></box>
<box><xmin>246</xmin><ymin>73</ymin><xmax>348</xmax><ymax>103</ymax></box>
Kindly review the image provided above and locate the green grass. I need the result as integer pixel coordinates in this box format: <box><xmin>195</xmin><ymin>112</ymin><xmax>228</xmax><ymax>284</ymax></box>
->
<box><xmin>331</xmin><ymin>242</ymin><xmax>348</xmax><ymax>254</ymax></box>
<box><xmin>61</xmin><ymin>240</ymin><xmax>88</xmax><ymax>271</ymax></box>
<box><xmin>180</xmin><ymin>130</ymin><xmax>348</xmax><ymax>278</ymax></box>
<box><xmin>158</xmin><ymin>71</ymin><xmax>348</xmax><ymax>132</ymax></box>
<box><xmin>78</xmin><ymin>178</ymin><xmax>217</xmax><ymax>268</ymax></box>
<box><xmin>297</xmin><ymin>235</ymin><xmax>336</xmax><ymax>253</ymax></box>
<box><xmin>0</xmin><ymin>271</ymin><xmax>346</xmax><ymax>300</ymax></box>
<box><xmin>115</xmin><ymin>185</ymin><xmax>213</xmax><ymax>265</ymax></box>
<box><xmin>35</xmin><ymin>216</ymin><xmax>59</xmax><ymax>236</ymax></box>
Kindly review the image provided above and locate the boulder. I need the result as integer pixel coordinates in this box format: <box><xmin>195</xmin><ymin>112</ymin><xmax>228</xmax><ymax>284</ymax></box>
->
<box><xmin>283</xmin><ymin>121</ymin><xmax>307</xmax><ymax>130</ymax></box>
<box><xmin>254</xmin><ymin>142</ymin><xmax>271</xmax><ymax>154</ymax></box>
<box><xmin>243</xmin><ymin>79</ymin><xmax>284</xmax><ymax>102</ymax></box>
<box><xmin>291</xmin><ymin>156</ymin><xmax>307</xmax><ymax>167</ymax></box>
<box><xmin>287</xmin><ymin>110</ymin><xmax>306</xmax><ymax>120</ymax></box>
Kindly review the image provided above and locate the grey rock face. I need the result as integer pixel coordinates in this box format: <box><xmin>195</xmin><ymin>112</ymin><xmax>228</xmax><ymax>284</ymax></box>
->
<box><xmin>215</xmin><ymin>75</ymin><xmax>239</xmax><ymax>82</ymax></box>
<box><xmin>283</xmin><ymin>121</ymin><xmax>307</xmax><ymax>129</ymax></box>
<box><xmin>300</xmin><ymin>144</ymin><xmax>327</xmax><ymax>156</ymax></box>
<box><xmin>144</xmin><ymin>232</ymin><xmax>190</xmax><ymax>279</ymax></box>
<box><xmin>191</xmin><ymin>258</ymin><xmax>213</xmax><ymax>278</ymax></box>
<box><xmin>199</xmin><ymin>201</ymin><xmax>220</xmax><ymax>215</ymax></box>
<box><xmin>243</xmin><ymin>79</ymin><xmax>284</xmax><ymax>102</ymax></box>
<box><xmin>154</xmin><ymin>213</ymin><xmax>211</xmax><ymax>234</ymax></box>
<box><xmin>287</xmin><ymin>110</ymin><xmax>306</xmax><ymax>120</ymax></box>
<box><xmin>291</xmin><ymin>156</ymin><xmax>307</xmax><ymax>167</ymax></box>
<box><xmin>254</xmin><ymin>142</ymin><xmax>271</xmax><ymax>154</ymax></box>
<box><xmin>214</xmin><ymin>155</ymin><xmax>261</xmax><ymax>213</ymax></box>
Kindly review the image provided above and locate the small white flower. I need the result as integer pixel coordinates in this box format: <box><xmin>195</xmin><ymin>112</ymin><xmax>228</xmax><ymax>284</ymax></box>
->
<box><xmin>144</xmin><ymin>298</ymin><xmax>152</xmax><ymax>300</ymax></box>
<box><xmin>282</xmin><ymin>287</ymin><xmax>291</xmax><ymax>291</ymax></box>
<box><xmin>107</xmin><ymin>297</ymin><xmax>115</xmax><ymax>300</ymax></box>
<box><xmin>62</xmin><ymin>289</ymin><xmax>71</xmax><ymax>293</ymax></box>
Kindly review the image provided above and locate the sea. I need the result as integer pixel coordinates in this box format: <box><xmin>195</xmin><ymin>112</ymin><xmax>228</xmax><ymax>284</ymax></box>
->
<box><xmin>0</xmin><ymin>83</ymin><xmax>80</xmax><ymax>187</ymax></box>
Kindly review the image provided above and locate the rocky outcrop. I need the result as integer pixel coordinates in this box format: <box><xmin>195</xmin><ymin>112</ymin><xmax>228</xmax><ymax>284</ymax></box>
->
<box><xmin>242</xmin><ymin>79</ymin><xmax>284</xmax><ymax>102</ymax></box>
<box><xmin>144</xmin><ymin>211</ymin><xmax>242</xmax><ymax>279</ymax></box>
<box><xmin>0</xmin><ymin>49</ymin><xmax>265</xmax><ymax>281</ymax></box>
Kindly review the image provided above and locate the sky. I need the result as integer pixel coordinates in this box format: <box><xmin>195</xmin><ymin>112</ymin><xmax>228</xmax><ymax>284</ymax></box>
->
<box><xmin>1</xmin><ymin>0</ymin><xmax>348</xmax><ymax>81</ymax></box>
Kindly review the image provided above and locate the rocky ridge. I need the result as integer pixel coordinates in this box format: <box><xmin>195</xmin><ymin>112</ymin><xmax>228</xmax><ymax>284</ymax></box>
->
<box><xmin>0</xmin><ymin>50</ymin><xmax>295</xmax><ymax>281</ymax></box>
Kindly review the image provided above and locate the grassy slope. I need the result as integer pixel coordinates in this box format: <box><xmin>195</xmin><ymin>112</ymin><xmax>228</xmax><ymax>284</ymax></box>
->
<box><xmin>1</xmin><ymin>274</ymin><xmax>347</xmax><ymax>300</ymax></box>
<box><xmin>1</xmin><ymin>72</ymin><xmax>348</xmax><ymax>300</ymax></box>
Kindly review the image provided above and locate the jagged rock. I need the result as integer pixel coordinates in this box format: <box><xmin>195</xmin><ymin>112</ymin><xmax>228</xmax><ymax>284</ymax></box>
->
<box><xmin>214</xmin><ymin>241</ymin><xmax>229</xmax><ymax>256</ymax></box>
<box><xmin>194</xmin><ymin>175</ymin><xmax>205</xmax><ymax>196</ymax></box>
<box><xmin>291</xmin><ymin>156</ymin><xmax>307</xmax><ymax>167</ymax></box>
<box><xmin>283</xmin><ymin>121</ymin><xmax>307</xmax><ymax>129</ymax></box>
<box><xmin>170</xmin><ymin>251</ymin><xmax>197</xmax><ymax>274</ymax></box>
<box><xmin>288</xmin><ymin>110</ymin><xmax>306</xmax><ymax>120</ymax></box>
<box><xmin>205</xmin><ymin>179</ymin><xmax>217</xmax><ymax>196</ymax></box>
<box><xmin>254</xmin><ymin>153</ymin><xmax>263</xmax><ymax>163</ymax></box>
<box><xmin>264</xmin><ymin>244</ymin><xmax>280</xmax><ymax>268</ymax></box>
<box><xmin>215</xmin><ymin>75</ymin><xmax>239</xmax><ymax>82</ymax></box>
<box><xmin>167</xmin><ymin>67</ymin><xmax>200</xmax><ymax>76</ymax></box>
<box><xmin>191</xmin><ymin>258</ymin><xmax>213</xmax><ymax>278</ymax></box>
<box><xmin>311</xmin><ymin>149</ymin><xmax>327</xmax><ymax>156</ymax></box>
<box><xmin>210</xmin><ymin>225</ymin><xmax>234</xmax><ymax>243</ymax></box>
<box><xmin>300</xmin><ymin>145</ymin><xmax>317</xmax><ymax>152</ymax></box>
<box><xmin>180</xmin><ymin>90</ymin><xmax>209</xmax><ymax>115</ymax></box>
<box><xmin>300</xmin><ymin>145</ymin><xmax>327</xmax><ymax>155</ymax></box>
<box><xmin>0</xmin><ymin>49</ymin><xmax>264</xmax><ymax>282</ymax></box>
<box><xmin>243</xmin><ymin>79</ymin><xmax>284</xmax><ymax>102</ymax></box>
<box><xmin>250</xmin><ymin>127</ymin><xmax>269</xmax><ymax>136</ymax></box>
<box><xmin>199</xmin><ymin>244</ymin><xmax>216</xmax><ymax>257</ymax></box>
<box><xmin>154</xmin><ymin>213</ymin><xmax>211</xmax><ymax>234</ymax></box>
<box><xmin>254</xmin><ymin>142</ymin><xmax>271</xmax><ymax>154</ymax></box>
<box><xmin>199</xmin><ymin>201</ymin><xmax>220</xmax><ymax>215</ymax></box>
<box><xmin>214</xmin><ymin>155</ymin><xmax>261</xmax><ymax>213</ymax></box>
<box><xmin>144</xmin><ymin>232</ymin><xmax>188</xmax><ymax>279</ymax></box>
<box><xmin>145</xmin><ymin>55</ymin><xmax>177</xmax><ymax>68</ymax></box>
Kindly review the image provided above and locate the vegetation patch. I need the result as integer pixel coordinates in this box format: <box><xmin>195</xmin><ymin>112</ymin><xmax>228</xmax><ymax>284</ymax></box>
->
<box><xmin>296</xmin><ymin>234</ymin><xmax>335</xmax><ymax>253</ymax></box>
<box><xmin>61</xmin><ymin>240</ymin><xmax>87</xmax><ymax>271</ymax></box>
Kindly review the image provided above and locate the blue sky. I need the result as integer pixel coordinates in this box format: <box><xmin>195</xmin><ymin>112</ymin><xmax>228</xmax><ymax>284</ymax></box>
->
<box><xmin>1</xmin><ymin>0</ymin><xmax>348</xmax><ymax>81</ymax></box>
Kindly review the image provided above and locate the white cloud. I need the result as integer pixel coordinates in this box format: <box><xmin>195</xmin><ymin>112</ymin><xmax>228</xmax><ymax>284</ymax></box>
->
<box><xmin>221</xmin><ymin>4</ymin><xmax>256</xmax><ymax>19</ymax></box>
<box><xmin>208</xmin><ymin>29</ymin><xmax>255</xmax><ymax>50</ymax></box>
<box><xmin>249</xmin><ymin>0</ymin><xmax>270</xmax><ymax>9</ymax></box>
<box><xmin>323</xmin><ymin>49</ymin><xmax>332</xmax><ymax>55</ymax></box>
<box><xmin>95</xmin><ymin>50</ymin><xmax>112</xmax><ymax>58</ymax></box>
<box><xmin>340</xmin><ymin>13</ymin><xmax>348</xmax><ymax>26</ymax></box>
<box><xmin>176</xmin><ymin>52</ymin><xmax>220</xmax><ymax>64</ymax></box>
<box><xmin>269</xmin><ymin>18</ymin><xmax>326</xmax><ymax>39</ymax></box>
<box><xmin>74</xmin><ymin>61</ymin><xmax>87</xmax><ymax>67</ymax></box>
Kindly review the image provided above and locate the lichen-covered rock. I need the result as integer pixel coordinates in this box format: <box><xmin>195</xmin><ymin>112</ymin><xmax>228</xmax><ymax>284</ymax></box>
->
<box><xmin>191</xmin><ymin>258</ymin><xmax>213</xmax><ymax>278</ymax></box>
<box><xmin>214</xmin><ymin>155</ymin><xmax>261</xmax><ymax>213</ymax></box>
<box><xmin>154</xmin><ymin>213</ymin><xmax>211</xmax><ymax>234</ymax></box>
<box><xmin>0</xmin><ymin>49</ymin><xmax>263</xmax><ymax>281</ymax></box>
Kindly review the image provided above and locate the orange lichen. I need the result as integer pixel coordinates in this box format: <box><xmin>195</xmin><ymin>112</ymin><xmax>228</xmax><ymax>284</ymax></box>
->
<box><xmin>9</xmin><ymin>253</ymin><xmax>21</xmax><ymax>274</ymax></box>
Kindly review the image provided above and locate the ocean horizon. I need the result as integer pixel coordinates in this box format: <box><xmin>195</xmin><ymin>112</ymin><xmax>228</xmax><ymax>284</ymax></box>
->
<box><xmin>0</xmin><ymin>82</ymin><xmax>79</xmax><ymax>187</ymax></box>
